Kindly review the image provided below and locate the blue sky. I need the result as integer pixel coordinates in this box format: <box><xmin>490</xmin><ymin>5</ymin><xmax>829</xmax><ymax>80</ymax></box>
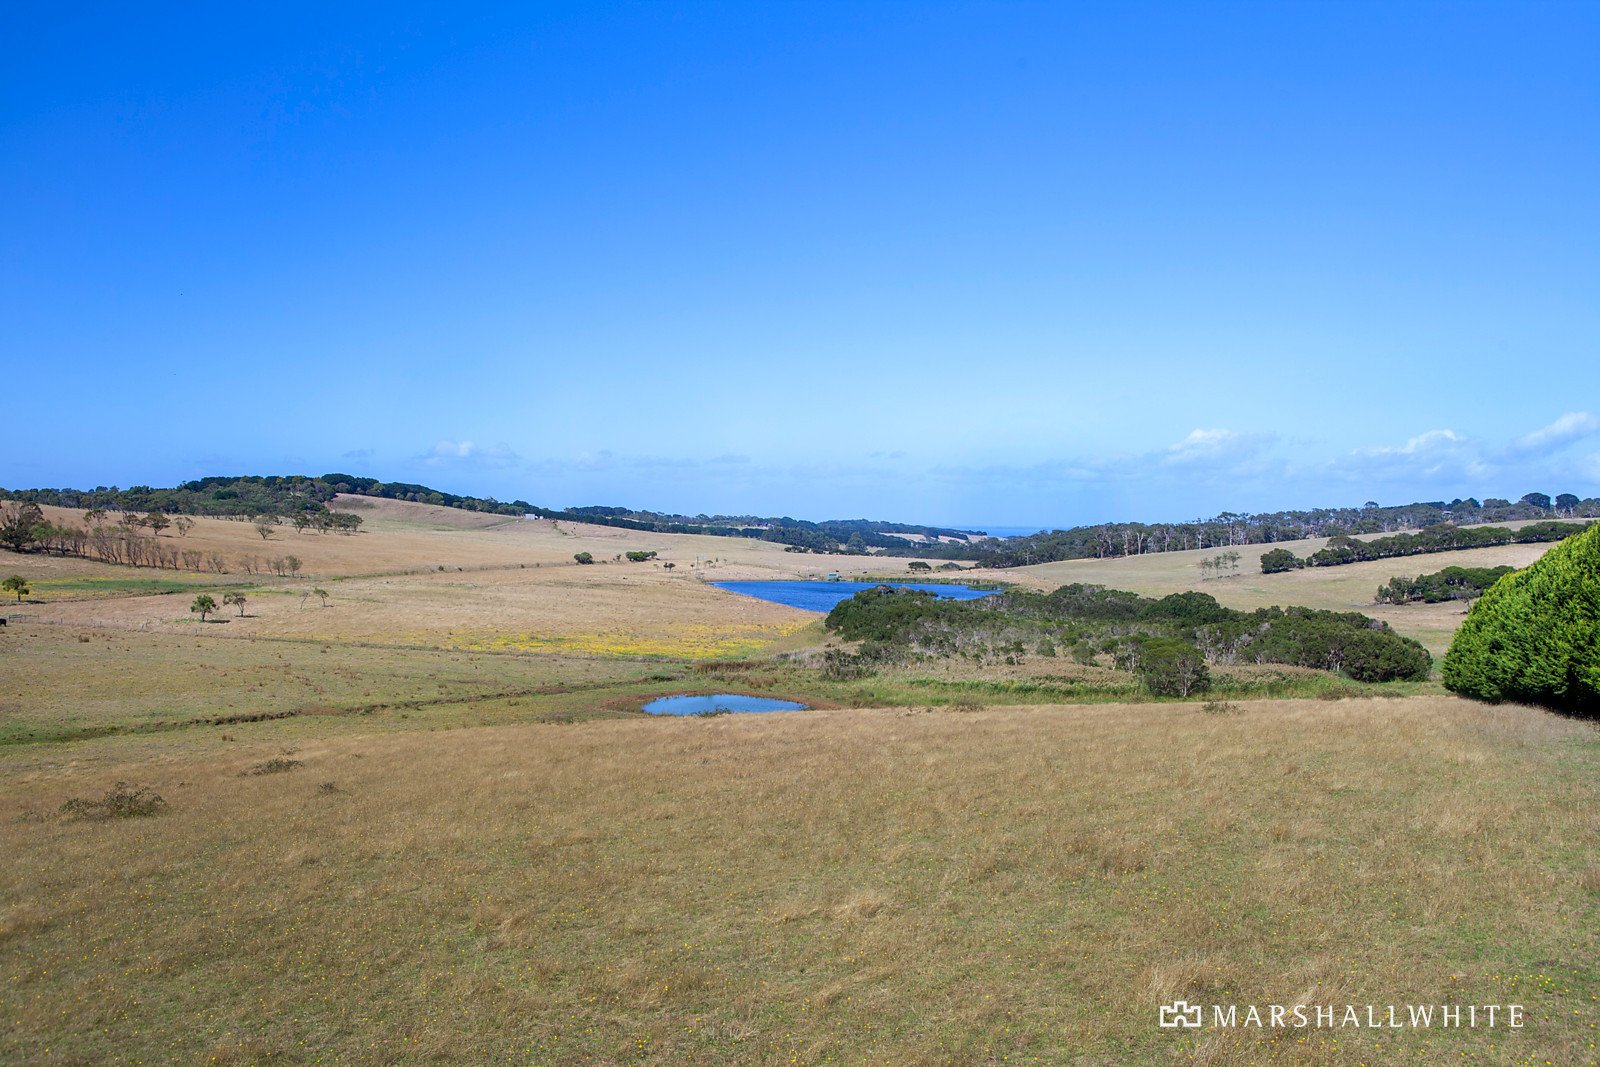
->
<box><xmin>4</xmin><ymin>3</ymin><xmax>1597</xmax><ymax>527</ymax></box>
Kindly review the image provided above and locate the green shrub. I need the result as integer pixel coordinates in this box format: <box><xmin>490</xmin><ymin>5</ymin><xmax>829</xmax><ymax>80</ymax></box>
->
<box><xmin>1135</xmin><ymin>637</ymin><xmax>1210</xmax><ymax>697</ymax></box>
<box><xmin>1442</xmin><ymin>524</ymin><xmax>1598</xmax><ymax>712</ymax></box>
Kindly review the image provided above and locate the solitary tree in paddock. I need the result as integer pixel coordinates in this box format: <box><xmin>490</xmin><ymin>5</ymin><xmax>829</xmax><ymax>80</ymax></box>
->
<box><xmin>3</xmin><ymin>575</ymin><xmax>28</xmax><ymax>602</ymax></box>
<box><xmin>223</xmin><ymin>592</ymin><xmax>248</xmax><ymax>617</ymax></box>
<box><xmin>145</xmin><ymin>511</ymin><xmax>171</xmax><ymax>536</ymax></box>
<box><xmin>190</xmin><ymin>594</ymin><xmax>217</xmax><ymax>622</ymax></box>
<box><xmin>312</xmin><ymin>588</ymin><xmax>330</xmax><ymax>607</ymax></box>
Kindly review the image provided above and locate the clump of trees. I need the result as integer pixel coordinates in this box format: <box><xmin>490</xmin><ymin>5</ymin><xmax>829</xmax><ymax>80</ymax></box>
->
<box><xmin>824</xmin><ymin>582</ymin><xmax>1431</xmax><ymax>691</ymax></box>
<box><xmin>1376</xmin><ymin>566</ymin><xmax>1515</xmax><ymax>605</ymax></box>
<box><xmin>291</xmin><ymin>512</ymin><xmax>363</xmax><ymax>534</ymax></box>
<box><xmin>1442</xmin><ymin>524</ymin><xmax>1600</xmax><ymax>713</ymax></box>
<box><xmin>573</xmin><ymin>552</ymin><xmax>594</xmax><ymax>565</ymax></box>
<box><xmin>1260</xmin><ymin>548</ymin><xmax>1302</xmax><ymax>574</ymax></box>
<box><xmin>624</xmin><ymin>550</ymin><xmax>657</xmax><ymax>562</ymax></box>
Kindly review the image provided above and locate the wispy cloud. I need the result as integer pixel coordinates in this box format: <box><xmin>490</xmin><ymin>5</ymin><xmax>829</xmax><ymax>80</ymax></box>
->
<box><xmin>419</xmin><ymin>440</ymin><xmax>521</xmax><ymax>469</ymax></box>
<box><xmin>1354</xmin><ymin>428</ymin><xmax>1464</xmax><ymax>457</ymax></box>
<box><xmin>1327</xmin><ymin>414</ymin><xmax>1600</xmax><ymax>491</ymax></box>
<box><xmin>342</xmin><ymin>448</ymin><xmax>374</xmax><ymax>460</ymax></box>
<box><xmin>1162</xmin><ymin>428</ymin><xmax>1273</xmax><ymax>468</ymax></box>
<box><xmin>1503</xmin><ymin>411</ymin><xmax>1600</xmax><ymax>458</ymax></box>
<box><xmin>1332</xmin><ymin>428</ymin><xmax>1484</xmax><ymax>485</ymax></box>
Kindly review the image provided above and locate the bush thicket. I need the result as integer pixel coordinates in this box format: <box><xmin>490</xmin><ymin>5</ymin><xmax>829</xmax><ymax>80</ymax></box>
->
<box><xmin>1442</xmin><ymin>524</ymin><xmax>1599</xmax><ymax>713</ymax></box>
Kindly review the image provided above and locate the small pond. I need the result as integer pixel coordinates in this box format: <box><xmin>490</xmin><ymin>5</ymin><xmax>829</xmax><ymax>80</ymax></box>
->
<box><xmin>642</xmin><ymin>693</ymin><xmax>809</xmax><ymax>716</ymax></box>
<box><xmin>713</xmin><ymin>580</ymin><xmax>999</xmax><ymax>613</ymax></box>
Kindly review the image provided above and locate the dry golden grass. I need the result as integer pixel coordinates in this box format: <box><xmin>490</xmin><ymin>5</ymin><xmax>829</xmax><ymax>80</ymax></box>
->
<box><xmin>2</xmin><ymin>696</ymin><xmax>1595</xmax><ymax>1064</ymax></box>
<box><xmin>18</xmin><ymin>498</ymin><xmax>902</xmax><ymax>583</ymax></box>
<box><xmin>20</xmin><ymin>562</ymin><xmax>816</xmax><ymax>661</ymax></box>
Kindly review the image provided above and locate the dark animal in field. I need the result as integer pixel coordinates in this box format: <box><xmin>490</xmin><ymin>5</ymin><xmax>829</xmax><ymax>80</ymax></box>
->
<box><xmin>0</xmin><ymin>618</ymin><xmax>7</xmax><ymax>626</ymax></box>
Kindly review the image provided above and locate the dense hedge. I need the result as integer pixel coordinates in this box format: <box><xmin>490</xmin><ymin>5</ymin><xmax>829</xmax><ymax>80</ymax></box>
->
<box><xmin>1376</xmin><ymin>566</ymin><xmax>1516</xmax><ymax>604</ymax></box>
<box><xmin>1259</xmin><ymin>521</ymin><xmax>1586</xmax><ymax>573</ymax></box>
<box><xmin>825</xmin><ymin>583</ymin><xmax>1431</xmax><ymax>685</ymax></box>
<box><xmin>1442</xmin><ymin>524</ymin><xmax>1599</xmax><ymax>713</ymax></box>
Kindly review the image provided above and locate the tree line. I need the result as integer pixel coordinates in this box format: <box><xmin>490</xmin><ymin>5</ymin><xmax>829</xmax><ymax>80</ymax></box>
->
<box><xmin>1259</xmin><ymin>521</ymin><xmax>1584</xmax><ymax>573</ymax></box>
<box><xmin>0</xmin><ymin>502</ymin><xmax>343</xmax><ymax>575</ymax></box>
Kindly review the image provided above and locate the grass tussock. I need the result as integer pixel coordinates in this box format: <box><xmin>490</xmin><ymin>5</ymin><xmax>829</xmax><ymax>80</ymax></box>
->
<box><xmin>244</xmin><ymin>757</ymin><xmax>304</xmax><ymax>776</ymax></box>
<box><xmin>57</xmin><ymin>782</ymin><xmax>167</xmax><ymax>820</ymax></box>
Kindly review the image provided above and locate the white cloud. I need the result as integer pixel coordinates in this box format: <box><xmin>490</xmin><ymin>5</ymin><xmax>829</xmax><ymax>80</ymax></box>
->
<box><xmin>420</xmin><ymin>440</ymin><xmax>521</xmax><ymax>468</ymax></box>
<box><xmin>1505</xmin><ymin>411</ymin><xmax>1600</xmax><ymax>457</ymax></box>
<box><xmin>1162</xmin><ymin>428</ymin><xmax>1274</xmax><ymax>473</ymax></box>
<box><xmin>1354</xmin><ymin>428</ymin><xmax>1463</xmax><ymax>458</ymax></box>
<box><xmin>1333</xmin><ymin>428</ymin><xmax>1485</xmax><ymax>485</ymax></box>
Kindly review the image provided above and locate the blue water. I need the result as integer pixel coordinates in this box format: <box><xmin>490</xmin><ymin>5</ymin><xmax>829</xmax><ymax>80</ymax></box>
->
<box><xmin>713</xmin><ymin>580</ymin><xmax>999</xmax><ymax>613</ymax></box>
<box><xmin>643</xmin><ymin>693</ymin><xmax>809</xmax><ymax>716</ymax></box>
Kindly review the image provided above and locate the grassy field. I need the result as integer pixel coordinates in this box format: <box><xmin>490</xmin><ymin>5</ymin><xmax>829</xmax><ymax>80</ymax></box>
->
<box><xmin>2</xmin><ymin>499</ymin><xmax>1596</xmax><ymax>1064</ymax></box>
<box><xmin>3</xmin><ymin>698</ymin><xmax>1596</xmax><ymax>1065</ymax></box>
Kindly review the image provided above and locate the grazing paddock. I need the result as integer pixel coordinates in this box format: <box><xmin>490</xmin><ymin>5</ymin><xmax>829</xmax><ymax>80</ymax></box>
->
<box><xmin>1</xmin><ymin>696</ymin><xmax>1595</xmax><ymax>1065</ymax></box>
